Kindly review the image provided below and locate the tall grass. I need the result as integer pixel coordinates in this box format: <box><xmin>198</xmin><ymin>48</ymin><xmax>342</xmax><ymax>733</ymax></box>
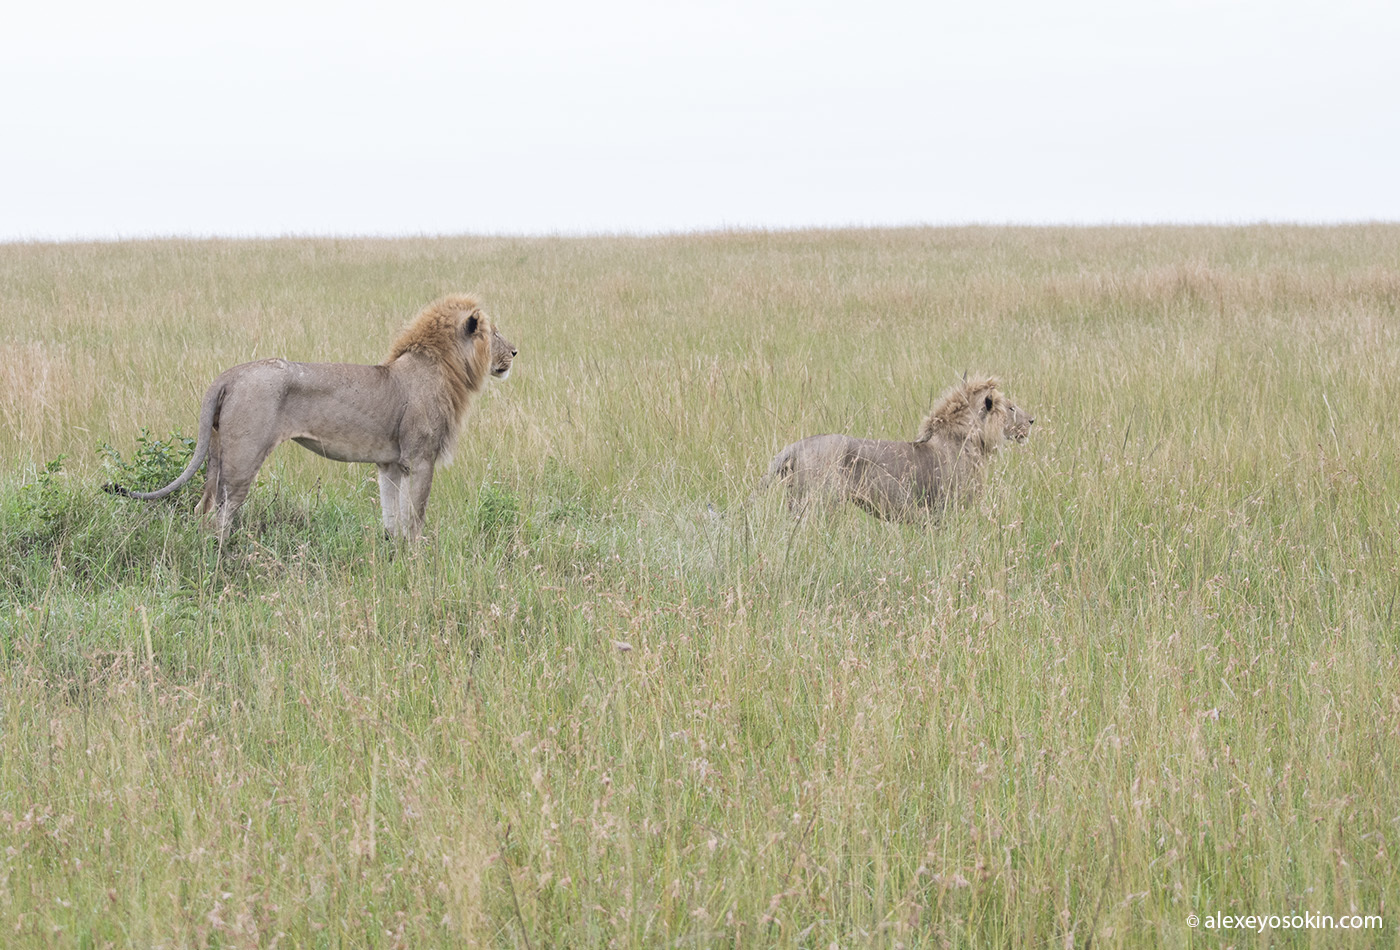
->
<box><xmin>1</xmin><ymin>226</ymin><xmax>1398</xmax><ymax>947</ymax></box>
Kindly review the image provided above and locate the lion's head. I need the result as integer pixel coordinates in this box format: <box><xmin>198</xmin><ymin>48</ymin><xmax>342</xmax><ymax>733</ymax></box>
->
<box><xmin>915</xmin><ymin>376</ymin><xmax>1033</xmax><ymax>454</ymax></box>
<box><xmin>1003</xmin><ymin>400</ymin><xmax>1034</xmax><ymax>444</ymax></box>
<box><xmin>490</xmin><ymin>325</ymin><xmax>517</xmax><ymax>380</ymax></box>
<box><xmin>386</xmin><ymin>294</ymin><xmax>494</xmax><ymax>417</ymax></box>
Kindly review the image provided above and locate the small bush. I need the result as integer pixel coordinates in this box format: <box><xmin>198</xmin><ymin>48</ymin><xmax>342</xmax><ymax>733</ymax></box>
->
<box><xmin>99</xmin><ymin>428</ymin><xmax>197</xmax><ymax>494</ymax></box>
<box><xmin>0</xmin><ymin>453</ymin><xmax>201</xmax><ymax>596</ymax></box>
<box><xmin>5</xmin><ymin>455</ymin><xmax>73</xmax><ymax>547</ymax></box>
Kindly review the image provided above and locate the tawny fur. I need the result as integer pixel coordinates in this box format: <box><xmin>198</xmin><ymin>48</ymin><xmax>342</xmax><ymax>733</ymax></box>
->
<box><xmin>764</xmin><ymin>375</ymin><xmax>1033</xmax><ymax>522</ymax></box>
<box><xmin>106</xmin><ymin>294</ymin><xmax>516</xmax><ymax>540</ymax></box>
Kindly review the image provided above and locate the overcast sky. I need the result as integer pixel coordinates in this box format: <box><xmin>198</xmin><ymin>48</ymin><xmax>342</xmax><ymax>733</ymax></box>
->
<box><xmin>3</xmin><ymin>0</ymin><xmax>1397</xmax><ymax>241</ymax></box>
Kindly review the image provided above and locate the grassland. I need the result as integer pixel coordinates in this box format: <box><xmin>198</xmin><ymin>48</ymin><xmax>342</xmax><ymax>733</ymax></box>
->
<box><xmin>1</xmin><ymin>226</ymin><xmax>1398</xmax><ymax>948</ymax></box>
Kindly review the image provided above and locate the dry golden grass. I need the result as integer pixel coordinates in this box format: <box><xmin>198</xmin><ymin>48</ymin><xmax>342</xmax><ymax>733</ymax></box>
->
<box><xmin>1</xmin><ymin>226</ymin><xmax>1398</xmax><ymax>947</ymax></box>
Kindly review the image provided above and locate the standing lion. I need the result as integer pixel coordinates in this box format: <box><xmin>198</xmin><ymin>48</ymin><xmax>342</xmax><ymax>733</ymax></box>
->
<box><xmin>763</xmin><ymin>375</ymin><xmax>1032</xmax><ymax>522</ymax></box>
<box><xmin>107</xmin><ymin>294</ymin><xmax>516</xmax><ymax>540</ymax></box>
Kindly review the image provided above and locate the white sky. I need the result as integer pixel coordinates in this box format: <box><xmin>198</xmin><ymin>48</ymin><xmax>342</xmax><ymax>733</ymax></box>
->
<box><xmin>2</xmin><ymin>0</ymin><xmax>1397</xmax><ymax>240</ymax></box>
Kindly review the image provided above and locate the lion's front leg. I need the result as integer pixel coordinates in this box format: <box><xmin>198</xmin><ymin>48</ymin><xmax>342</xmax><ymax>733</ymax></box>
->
<box><xmin>398</xmin><ymin>460</ymin><xmax>436</xmax><ymax>541</ymax></box>
<box><xmin>376</xmin><ymin>463</ymin><xmax>405</xmax><ymax>537</ymax></box>
<box><xmin>382</xmin><ymin>458</ymin><xmax>436</xmax><ymax>540</ymax></box>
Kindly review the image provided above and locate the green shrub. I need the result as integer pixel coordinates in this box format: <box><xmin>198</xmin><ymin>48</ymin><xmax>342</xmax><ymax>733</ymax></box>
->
<box><xmin>99</xmin><ymin>427</ymin><xmax>197</xmax><ymax>494</ymax></box>
<box><xmin>5</xmin><ymin>454</ymin><xmax>73</xmax><ymax>547</ymax></box>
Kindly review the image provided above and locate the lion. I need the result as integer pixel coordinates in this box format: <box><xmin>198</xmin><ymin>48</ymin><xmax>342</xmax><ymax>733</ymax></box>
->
<box><xmin>763</xmin><ymin>375</ymin><xmax>1032</xmax><ymax>522</ymax></box>
<box><xmin>106</xmin><ymin>294</ymin><xmax>517</xmax><ymax>540</ymax></box>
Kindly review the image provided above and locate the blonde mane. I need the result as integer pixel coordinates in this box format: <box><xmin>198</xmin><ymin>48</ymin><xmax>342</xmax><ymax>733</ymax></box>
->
<box><xmin>385</xmin><ymin>294</ymin><xmax>492</xmax><ymax>423</ymax></box>
<box><xmin>914</xmin><ymin>375</ymin><xmax>1008</xmax><ymax>454</ymax></box>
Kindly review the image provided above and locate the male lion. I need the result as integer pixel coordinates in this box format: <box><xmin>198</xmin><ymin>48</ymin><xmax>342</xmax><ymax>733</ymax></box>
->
<box><xmin>764</xmin><ymin>375</ymin><xmax>1032</xmax><ymax>522</ymax></box>
<box><xmin>107</xmin><ymin>294</ymin><xmax>517</xmax><ymax>540</ymax></box>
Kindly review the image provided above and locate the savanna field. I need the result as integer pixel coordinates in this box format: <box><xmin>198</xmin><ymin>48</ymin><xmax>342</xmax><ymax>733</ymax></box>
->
<box><xmin>1</xmin><ymin>227</ymin><xmax>1397</xmax><ymax>948</ymax></box>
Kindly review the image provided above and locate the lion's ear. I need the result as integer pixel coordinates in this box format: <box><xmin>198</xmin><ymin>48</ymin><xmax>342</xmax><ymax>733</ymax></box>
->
<box><xmin>463</xmin><ymin>311</ymin><xmax>481</xmax><ymax>336</ymax></box>
<box><xmin>984</xmin><ymin>395</ymin><xmax>995</xmax><ymax>412</ymax></box>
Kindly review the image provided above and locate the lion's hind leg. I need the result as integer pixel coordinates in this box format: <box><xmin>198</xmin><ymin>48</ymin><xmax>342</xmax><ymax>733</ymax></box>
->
<box><xmin>196</xmin><ymin>427</ymin><xmax>240</xmax><ymax>540</ymax></box>
<box><xmin>198</xmin><ymin>427</ymin><xmax>223</xmax><ymax>519</ymax></box>
<box><xmin>207</xmin><ymin>431</ymin><xmax>278</xmax><ymax>541</ymax></box>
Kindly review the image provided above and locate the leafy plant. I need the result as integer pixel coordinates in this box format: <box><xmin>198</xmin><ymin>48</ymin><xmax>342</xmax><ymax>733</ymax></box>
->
<box><xmin>12</xmin><ymin>454</ymin><xmax>69</xmax><ymax>536</ymax></box>
<box><xmin>99</xmin><ymin>427</ymin><xmax>197</xmax><ymax>495</ymax></box>
<box><xmin>1</xmin><ymin>454</ymin><xmax>94</xmax><ymax>583</ymax></box>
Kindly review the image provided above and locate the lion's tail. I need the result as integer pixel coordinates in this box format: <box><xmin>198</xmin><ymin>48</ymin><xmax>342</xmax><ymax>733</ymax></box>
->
<box><xmin>104</xmin><ymin>381</ymin><xmax>222</xmax><ymax>501</ymax></box>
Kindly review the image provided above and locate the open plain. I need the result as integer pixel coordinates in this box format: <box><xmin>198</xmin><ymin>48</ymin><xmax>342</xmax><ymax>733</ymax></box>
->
<box><xmin>1</xmin><ymin>226</ymin><xmax>1397</xmax><ymax>947</ymax></box>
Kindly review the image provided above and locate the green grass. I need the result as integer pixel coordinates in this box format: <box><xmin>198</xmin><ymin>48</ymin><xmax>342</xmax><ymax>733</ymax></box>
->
<box><xmin>1</xmin><ymin>226</ymin><xmax>1398</xmax><ymax>947</ymax></box>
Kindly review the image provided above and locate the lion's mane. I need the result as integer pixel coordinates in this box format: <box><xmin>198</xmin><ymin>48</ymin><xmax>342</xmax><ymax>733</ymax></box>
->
<box><xmin>386</xmin><ymin>293</ymin><xmax>491</xmax><ymax>427</ymax></box>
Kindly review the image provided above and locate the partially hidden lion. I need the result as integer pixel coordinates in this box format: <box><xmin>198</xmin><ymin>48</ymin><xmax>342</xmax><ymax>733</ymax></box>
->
<box><xmin>763</xmin><ymin>375</ymin><xmax>1032</xmax><ymax>522</ymax></box>
<box><xmin>106</xmin><ymin>294</ymin><xmax>516</xmax><ymax>540</ymax></box>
